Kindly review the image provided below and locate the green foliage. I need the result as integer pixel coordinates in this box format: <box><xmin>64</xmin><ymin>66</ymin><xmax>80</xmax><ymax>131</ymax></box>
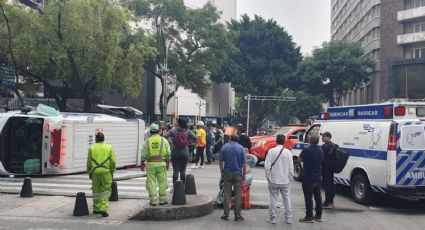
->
<box><xmin>214</xmin><ymin>14</ymin><xmax>302</xmax><ymax>131</ymax></box>
<box><xmin>294</xmin><ymin>40</ymin><xmax>375</xmax><ymax>106</ymax></box>
<box><xmin>0</xmin><ymin>0</ymin><xmax>156</xmax><ymax>111</ymax></box>
<box><xmin>126</xmin><ymin>0</ymin><xmax>235</xmax><ymax>117</ymax></box>
<box><xmin>286</xmin><ymin>92</ymin><xmax>323</xmax><ymax>123</ymax></box>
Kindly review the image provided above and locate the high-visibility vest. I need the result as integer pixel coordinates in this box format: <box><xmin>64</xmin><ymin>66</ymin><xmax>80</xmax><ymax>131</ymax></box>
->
<box><xmin>147</xmin><ymin>135</ymin><xmax>167</xmax><ymax>159</ymax></box>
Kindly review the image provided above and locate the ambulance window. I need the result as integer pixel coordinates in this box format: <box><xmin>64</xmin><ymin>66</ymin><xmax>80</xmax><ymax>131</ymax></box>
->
<box><xmin>417</xmin><ymin>107</ymin><xmax>425</xmax><ymax>117</ymax></box>
<box><xmin>305</xmin><ymin>125</ymin><xmax>321</xmax><ymax>143</ymax></box>
<box><xmin>400</xmin><ymin>125</ymin><xmax>425</xmax><ymax>150</ymax></box>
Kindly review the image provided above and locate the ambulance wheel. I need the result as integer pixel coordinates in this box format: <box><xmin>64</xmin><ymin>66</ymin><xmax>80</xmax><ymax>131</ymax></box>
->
<box><xmin>293</xmin><ymin>159</ymin><xmax>302</xmax><ymax>181</ymax></box>
<box><xmin>351</xmin><ymin>173</ymin><xmax>372</xmax><ymax>205</ymax></box>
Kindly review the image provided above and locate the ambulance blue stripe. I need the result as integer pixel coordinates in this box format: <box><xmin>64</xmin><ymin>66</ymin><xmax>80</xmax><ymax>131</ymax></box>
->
<box><xmin>397</xmin><ymin>162</ymin><xmax>415</xmax><ymax>182</ymax></box>
<box><xmin>413</xmin><ymin>155</ymin><xmax>425</xmax><ymax>185</ymax></box>
<box><xmin>405</xmin><ymin>122</ymin><xmax>412</xmax><ymax>126</ymax></box>
<box><xmin>396</xmin><ymin>151</ymin><xmax>411</xmax><ymax>169</ymax></box>
<box><xmin>415</xmin><ymin>178</ymin><xmax>425</xmax><ymax>185</ymax></box>
<box><xmin>344</xmin><ymin>148</ymin><xmax>387</xmax><ymax>160</ymax></box>
<box><xmin>396</xmin><ymin>131</ymin><xmax>401</xmax><ymax>141</ymax></box>
<box><xmin>400</xmin><ymin>151</ymin><xmax>423</xmax><ymax>185</ymax></box>
<box><xmin>334</xmin><ymin>177</ymin><xmax>350</xmax><ymax>186</ymax></box>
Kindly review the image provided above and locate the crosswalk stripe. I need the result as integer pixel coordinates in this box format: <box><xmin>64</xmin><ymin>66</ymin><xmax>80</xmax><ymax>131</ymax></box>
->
<box><xmin>0</xmin><ymin>173</ymin><xmax>175</xmax><ymax>199</ymax></box>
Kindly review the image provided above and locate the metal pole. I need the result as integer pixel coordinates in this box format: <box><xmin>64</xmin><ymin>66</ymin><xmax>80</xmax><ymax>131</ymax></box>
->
<box><xmin>246</xmin><ymin>94</ymin><xmax>250</xmax><ymax>136</ymax></box>
<box><xmin>162</xmin><ymin>75</ymin><xmax>167</xmax><ymax>122</ymax></box>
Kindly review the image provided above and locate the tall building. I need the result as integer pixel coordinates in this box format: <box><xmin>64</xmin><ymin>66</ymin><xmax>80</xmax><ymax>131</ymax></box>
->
<box><xmin>331</xmin><ymin>0</ymin><xmax>425</xmax><ymax>105</ymax></box>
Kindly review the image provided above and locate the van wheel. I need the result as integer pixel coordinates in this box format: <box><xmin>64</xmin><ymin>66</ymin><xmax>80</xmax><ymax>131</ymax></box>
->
<box><xmin>351</xmin><ymin>173</ymin><xmax>373</xmax><ymax>205</ymax></box>
<box><xmin>293</xmin><ymin>159</ymin><xmax>302</xmax><ymax>181</ymax></box>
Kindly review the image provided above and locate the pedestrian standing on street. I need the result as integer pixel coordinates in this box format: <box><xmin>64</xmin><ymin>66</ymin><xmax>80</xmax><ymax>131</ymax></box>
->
<box><xmin>87</xmin><ymin>132</ymin><xmax>116</xmax><ymax>217</ymax></box>
<box><xmin>299</xmin><ymin>135</ymin><xmax>323</xmax><ymax>223</ymax></box>
<box><xmin>140</xmin><ymin>123</ymin><xmax>171</xmax><ymax>206</ymax></box>
<box><xmin>192</xmin><ymin>121</ymin><xmax>206</xmax><ymax>169</ymax></box>
<box><xmin>219</xmin><ymin>134</ymin><xmax>247</xmax><ymax>222</ymax></box>
<box><xmin>188</xmin><ymin>124</ymin><xmax>197</xmax><ymax>163</ymax></box>
<box><xmin>321</xmin><ymin>131</ymin><xmax>338</xmax><ymax>209</ymax></box>
<box><xmin>264</xmin><ymin>134</ymin><xmax>294</xmax><ymax>224</ymax></box>
<box><xmin>236</xmin><ymin>124</ymin><xmax>252</xmax><ymax>154</ymax></box>
<box><xmin>212</xmin><ymin>125</ymin><xmax>224</xmax><ymax>161</ymax></box>
<box><xmin>205</xmin><ymin>123</ymin><xmax>215</xmax><ymax>164</ymax></box>
<box><xmin>164</xmin><ymin>118</ymin><xmax>197</xmax><ymax>187</ymax></box>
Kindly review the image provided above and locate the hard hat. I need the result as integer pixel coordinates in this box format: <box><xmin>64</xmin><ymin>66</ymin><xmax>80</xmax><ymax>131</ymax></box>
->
<box><xmin>150</xmin><ymin>123</ymin><xmax>159</xmax><ymax>131</ymax></box>
<box><xmin>197</xmin><ymin>120</ymin><xmax>204</xmax><ymax>126</ymax></box>
<box><xmin>212</xmin><ymin>120</ymin><xmax>217</xmax><ymax>125</ymax></box>
<box><xmin>237</xmin><ymin>123</ymin><xmax>243</xmax><ymax>127</ymax></box>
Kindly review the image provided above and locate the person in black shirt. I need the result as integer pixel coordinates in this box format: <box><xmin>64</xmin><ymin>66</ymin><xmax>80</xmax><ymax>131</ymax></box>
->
<box><xmin>236</xmin><ymin>124</ymin><xmax>252</xmax><ymax>153</ymax></box>
<box><xmin>299</xmin><ymin>135</ymin><xmax>323</xmax><ymax>223</ymax></box>
<box><xmin>320</xmin><ymin>131</ymin><xmax>338</xmax><ymax>209</ymax></box>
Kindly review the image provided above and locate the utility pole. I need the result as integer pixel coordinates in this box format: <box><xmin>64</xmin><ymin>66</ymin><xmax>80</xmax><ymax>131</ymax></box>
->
<box><xmin>196</xmin><ymin>100</ymin><xmax>205</xmax><ymax>121</ymax></box>
<box><xmin>244</xmin><ymin>95</ymin><xmax>296</xmax><ymax>136</ymax></box>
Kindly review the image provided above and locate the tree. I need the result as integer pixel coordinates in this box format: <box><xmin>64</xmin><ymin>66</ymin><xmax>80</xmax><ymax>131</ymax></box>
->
<box><xmin>294</xmin><ymin>40</ymin><xmax>375</xmax><ymax>106</ymax></box>
<box><xmin>212</xmin><ymin>14</ymin><xmax>302</xmax><ymax>132</ymax></box>
<box><xmin>0</xmin><ymin>0</ymin><xmax>155</xmax><ymax>111</ymax></box>
<box><xmin>126</xmin><ymin>0</ymin><xmax>234</xmax><ymax>119</ymax></box>
<box><xmin>285</xmin><ymin>92</ymin><xmax>323</xmax><ymax>123</ymax></box>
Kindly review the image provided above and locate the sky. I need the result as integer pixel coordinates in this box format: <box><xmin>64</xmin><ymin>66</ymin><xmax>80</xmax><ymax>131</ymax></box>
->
<box><xmin>237</xmin><ymin>0</ymin><xmax>331</xmax><ymax>55</ymax></box>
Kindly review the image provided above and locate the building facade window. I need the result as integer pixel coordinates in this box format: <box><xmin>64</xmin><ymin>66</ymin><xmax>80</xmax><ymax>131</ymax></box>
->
<box><xmin>405</xmin><ymin>0</ymin><xmax>425</xmax><ymax>9</ymax></box>
<box><xmin>413</xmin><ymin>47</ymin><xmax>425</xmax><ymax>58</ymax></box>
<box><xmin>414</xmin><ymin>22</ymin><xmax>425</xmax><ymax>33</ymax></box>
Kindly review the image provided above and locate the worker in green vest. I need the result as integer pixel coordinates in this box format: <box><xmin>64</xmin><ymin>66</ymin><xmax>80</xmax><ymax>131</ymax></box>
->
<box><xmin>141</xmin><ymin>123</ymin><xmax>171</xmax><ymax>206</ymax></box>
<box><xmin>87</xmin><ymin>132</ymin><xmax>116</xmax><ymax>217</ymax></box>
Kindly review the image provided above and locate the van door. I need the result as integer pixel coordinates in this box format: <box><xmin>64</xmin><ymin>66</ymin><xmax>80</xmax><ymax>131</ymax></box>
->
<box><xmin>396</xmin><ymin>121</ymin><xmax>425</xmax><ymax>186</ymax></box>
<box><xmin>292</xmin><ymin>124</ymin><xmax>321</xmax><ymax>181</ymax></box>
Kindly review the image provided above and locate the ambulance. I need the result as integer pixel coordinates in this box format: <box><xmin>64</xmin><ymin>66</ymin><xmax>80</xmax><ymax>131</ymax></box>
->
<box><xmin>0</xmin><ymin>104</ymin><xmax>145</xmax><ymax>176</ymax></box>
<box><xmin>292</xmin><ymin>100</ymin><xmax>425</xmax><ymax>204</ymax></box>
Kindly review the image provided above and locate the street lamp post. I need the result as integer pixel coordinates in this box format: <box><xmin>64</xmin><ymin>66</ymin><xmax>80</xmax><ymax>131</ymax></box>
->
<box><xmin>196</xmin><ymin>100</ymin><xmax>205</xmax><ymax>121</ymax></box>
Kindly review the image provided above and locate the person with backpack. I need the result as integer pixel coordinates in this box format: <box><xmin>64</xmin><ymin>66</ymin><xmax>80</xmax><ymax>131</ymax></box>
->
<box><xmin>86</xmin><ymin>132</ymin><xmax>116</xmax><ymax>217</ymax></box>
<box><xmin>164</xmin><ymin>118</ymin><xmax>197</xmax><ymax>187</ymax></box>
<box><xmin>205</xmin><ymin>123</ymin><xmax>216</xmax><ymax>164</ymax></box>
<box><xmin>320</xmin><ymin>131</ymin><xmax>338</xmax><ymax>209</ymax></box>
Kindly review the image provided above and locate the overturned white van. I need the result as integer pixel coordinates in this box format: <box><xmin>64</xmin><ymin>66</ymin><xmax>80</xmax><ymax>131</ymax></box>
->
<box><xmin>0</xmin><ymin>104</ymin><xmax>145</xmax><ymax>176</ymax></box>
<box><xmin>292</xmin><ymin>101</ymin><xmax>425</xmax><ymax>204</ymax></box>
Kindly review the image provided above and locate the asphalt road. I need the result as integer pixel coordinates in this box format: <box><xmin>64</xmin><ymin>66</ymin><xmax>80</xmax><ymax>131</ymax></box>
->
<box><xmin>1</xmin><ymin>162</ymin><xmax>425</xmax><ymax>229</ymax></box>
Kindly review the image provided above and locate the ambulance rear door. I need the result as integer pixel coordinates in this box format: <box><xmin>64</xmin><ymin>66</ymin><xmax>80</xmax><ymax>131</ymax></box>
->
<box><xmin>395</xmin><ymin>121</ymin><xmax>425</xmax><ymax>187</ymax></box>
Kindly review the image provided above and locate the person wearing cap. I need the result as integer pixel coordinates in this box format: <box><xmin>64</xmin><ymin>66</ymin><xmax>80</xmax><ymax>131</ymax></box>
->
<box><xmin>87</xmin><ymin>132</ymin><xmax>116</xmax><ymax>217</ymax></box>
<box><xmin>140</xmin><ymin>123</ymin><xmax>171</xmax><ymax>206</ymax></box>
<box><xmin>321</xmin><ymin>131</ymin><xmax>338</xmax><ymax>209</ymax></box>
<box><xmin>192</xmin><ymin>120</ymin><xmax>207</xmax><ymax>169</ymax></box>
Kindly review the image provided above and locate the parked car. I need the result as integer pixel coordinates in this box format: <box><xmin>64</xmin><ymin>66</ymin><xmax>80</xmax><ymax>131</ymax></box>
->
<box><xmin>250</xmin><ymin>125</ymin><xmax>308</xmax><ymax>161</ymax></box>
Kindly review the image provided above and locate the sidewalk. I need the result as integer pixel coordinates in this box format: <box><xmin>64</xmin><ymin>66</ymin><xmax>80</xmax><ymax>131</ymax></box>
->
<box><xmin>0</xmin><ymin>194</ymin><xmax>147</xmax><ymax>221</ymax></box>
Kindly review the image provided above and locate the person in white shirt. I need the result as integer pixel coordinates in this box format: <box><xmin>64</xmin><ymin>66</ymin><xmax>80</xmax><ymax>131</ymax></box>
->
<box><xmin>264</xmin><ymin>134</ymin><xmax>294</xmax><ymax>224</ymax></box>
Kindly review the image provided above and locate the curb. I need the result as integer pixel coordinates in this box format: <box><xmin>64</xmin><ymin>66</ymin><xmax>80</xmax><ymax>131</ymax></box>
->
<box><xmin>131</xmin><ymin>194</ymin><xmax>214</xmax><ymax>220</ymax></box>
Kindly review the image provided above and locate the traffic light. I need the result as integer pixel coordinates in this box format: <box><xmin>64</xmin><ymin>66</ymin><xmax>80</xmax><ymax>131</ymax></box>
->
<box><xmin>19</xmin><ymin>0</ymin><xmax>43</xmax><ymax>10</ymax></box>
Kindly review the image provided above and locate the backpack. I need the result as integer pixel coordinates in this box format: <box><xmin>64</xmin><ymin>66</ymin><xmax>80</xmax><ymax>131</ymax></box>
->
<box><xmin>174</xmin><ymin>129</ymin><xmax>188</xmax><ymax>148</ymax></box>
<box><xmin>333</xmin><ymin>146</ymin><xmax>349</xmax><ymax>173</ymax></box>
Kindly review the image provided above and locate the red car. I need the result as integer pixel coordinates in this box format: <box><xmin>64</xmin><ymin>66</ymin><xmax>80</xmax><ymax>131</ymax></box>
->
<box><xmin>250</xmin><ymin>125</ymin><xmax>308</xmax><ymax>161</ymax></box>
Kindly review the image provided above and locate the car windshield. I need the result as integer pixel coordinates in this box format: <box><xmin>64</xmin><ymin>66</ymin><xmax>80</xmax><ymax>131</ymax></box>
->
<box><xmin>272</xmin><ymin>127</ymin><xmax>291</xmax><ymax>136</ymax></box>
